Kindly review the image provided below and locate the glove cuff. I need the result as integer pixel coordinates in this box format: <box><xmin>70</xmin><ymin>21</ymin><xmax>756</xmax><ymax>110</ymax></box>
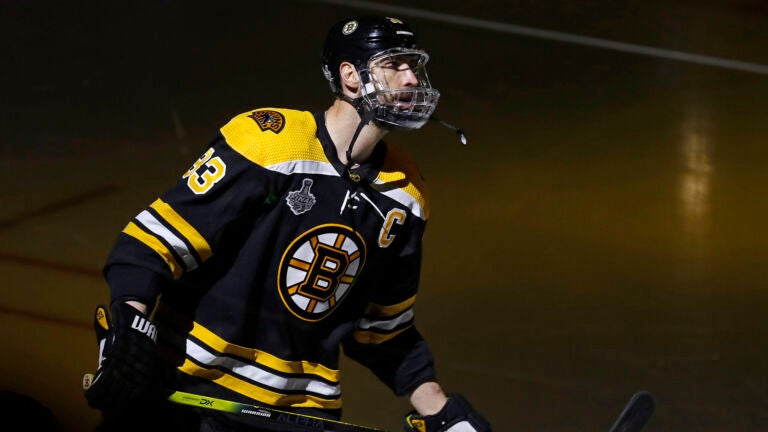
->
<box><xmin>404</xmin><ymin>395</ymin><xmax>491</xmax><ymax>432</ymax></box>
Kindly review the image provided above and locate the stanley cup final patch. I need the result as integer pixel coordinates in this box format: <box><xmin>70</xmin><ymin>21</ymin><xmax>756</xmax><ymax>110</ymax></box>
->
<box><xmin>286</xmin><ymin>178</ymin><xmax>316</xmax><ymax>215</ymax></box>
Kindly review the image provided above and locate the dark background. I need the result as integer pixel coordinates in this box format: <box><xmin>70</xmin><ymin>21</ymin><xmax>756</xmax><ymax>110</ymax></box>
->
<box><xmin>2</xmin><ymin>1</ymin><xmax>767</xmax><ymax>431</ymax></box>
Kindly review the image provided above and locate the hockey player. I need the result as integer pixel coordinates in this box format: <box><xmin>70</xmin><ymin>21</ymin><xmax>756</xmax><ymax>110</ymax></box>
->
<box><xmin>84</xmin><ymin>15</ymin><xmax>491</xmax><ymax>432</ymax></box>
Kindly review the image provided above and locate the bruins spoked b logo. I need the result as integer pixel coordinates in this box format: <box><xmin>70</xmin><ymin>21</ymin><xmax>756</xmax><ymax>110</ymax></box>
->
<box><xmin>278</xmin><ymin>224</ymin><xmax>366</xmax><ymax>321</ymax></box>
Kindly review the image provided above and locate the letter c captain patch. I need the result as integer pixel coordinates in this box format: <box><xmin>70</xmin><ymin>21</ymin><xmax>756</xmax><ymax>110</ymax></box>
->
<box><xmin>278</xmin><ymin>224</ymin><xmax>366</xmax><ymax>322</ymax></box>
<box><xmin>248</xmin><ymin>110</ymin><xmax>285</xmax><ymax>133</ymax></box>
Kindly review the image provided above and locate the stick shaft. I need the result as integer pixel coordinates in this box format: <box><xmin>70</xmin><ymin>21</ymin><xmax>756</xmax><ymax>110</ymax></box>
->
<box><xmin>168</xmin><ymin>390</ymin><xmax>386</xmax><ymax>432</ymax></box>
<box><xmin>608</xmin><ymin>391</ymin><xmax>655</xmax><ymax>432</ymax></box>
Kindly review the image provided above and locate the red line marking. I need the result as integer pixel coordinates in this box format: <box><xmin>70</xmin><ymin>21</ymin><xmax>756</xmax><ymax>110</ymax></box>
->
<box><xmin>0</xmin><ymin>304</ymin><xmax>91</xmax><ymax>330</ymax></box>
<box><xmin>0</xmin><ymin>185</ymin><xmax>119</xmax><ymax>229</ymax></box>
<box><xmin>0</xmin><ymin>251</ymin><xmax>101</xmax><ymax>277</ymax></box>
<box><xmin>0</xmin><ymin>186</ymin><xmax>118</xmax><ymax>330</ymax></box>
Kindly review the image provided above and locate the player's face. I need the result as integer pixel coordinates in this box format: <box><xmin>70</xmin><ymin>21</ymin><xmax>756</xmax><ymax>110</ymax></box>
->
<box><xmin>368</xmin><ymin>50</ymin><xmax>431</xmax><ymax>107</ymax></box>
<box><xmin>373</xmin><ymin>54</ymin><xmax>420</xmax><ymax>89</ymax></box>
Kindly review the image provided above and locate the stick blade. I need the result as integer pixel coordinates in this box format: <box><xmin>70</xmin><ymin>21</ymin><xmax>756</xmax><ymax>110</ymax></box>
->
<box><xmin>609</xmin><ymin>391</ymin><xmax>655</xmax><ymax>432</ymax></box>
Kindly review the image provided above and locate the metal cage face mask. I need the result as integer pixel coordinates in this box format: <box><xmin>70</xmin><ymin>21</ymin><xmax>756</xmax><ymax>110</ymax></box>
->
<box><xmin>359</xmin><ymin>48</ymin><xmax>440</xmax><ymax>130</ymax></box>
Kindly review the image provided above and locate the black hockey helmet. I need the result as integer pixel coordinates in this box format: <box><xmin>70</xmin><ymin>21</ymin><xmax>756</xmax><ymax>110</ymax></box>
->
<box><xmin>321</xmin><ymin>15</ymin><xmax>440</xmax><ymax>130</ymax></box>
<box><xmin>321</xmin><ymin>15</ymin><xmax>417</xmax><ymax>91</ymax></box>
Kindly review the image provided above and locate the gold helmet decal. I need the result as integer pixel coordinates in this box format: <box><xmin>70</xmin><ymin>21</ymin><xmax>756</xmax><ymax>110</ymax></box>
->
<box><xmin>248</xmin><ymin>110</ymin><xmax>285</xmax><ymax>134</ymax></box>
<box><xmin>278</xmin><ymin>224</ymin><xmax>366</xmax><ymax>321</ymax></box>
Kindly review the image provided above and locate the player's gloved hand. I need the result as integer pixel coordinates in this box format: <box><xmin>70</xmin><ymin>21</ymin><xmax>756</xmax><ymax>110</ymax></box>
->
<box><xmin>84</xmin><ymin>302</ymin><xmax>162</xmax><ymax>411</ymax></box>
<box><xmin>404</xmin><ymin>394</ymin><xmax>492</xmax><ymax>432</ymax></box>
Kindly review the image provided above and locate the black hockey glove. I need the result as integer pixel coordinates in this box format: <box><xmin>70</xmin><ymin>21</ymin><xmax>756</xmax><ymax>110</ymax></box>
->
<box><xmin>84</xmin><ymin>302</ymin><xmax>163</xmax><ymax>412</ymax></box>
<box><xmin>404</xmin><ymin>395</ymin><xmax>491</xmax><ymax>432</ymax></box>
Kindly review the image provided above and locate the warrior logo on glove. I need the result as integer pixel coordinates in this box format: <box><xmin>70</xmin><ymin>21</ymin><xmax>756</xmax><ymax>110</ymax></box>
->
<box><xmin>84</xmin><ymin>302</ymin><xmax>165</xmax><ymax>411</ymax></box>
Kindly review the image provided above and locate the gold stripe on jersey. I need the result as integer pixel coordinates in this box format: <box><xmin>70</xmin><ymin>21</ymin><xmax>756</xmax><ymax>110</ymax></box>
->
<box><xmin>221</xmin><ymin>108</ymin><xmax>329</xmax><ymax>168</ymax></box>
<box><xmin>180</xmin><ymin>321</ymin><xmax>342</xmax><ymax>409</ymax></box>
<box><xmin>123</xmin><ymin>222</ymin><xmax>184</xmax><ymax>278</ymax></box>
<box><xmin>373</xmin><ymin>144</ymin><xmax>430</xmax><ymax>220</ymax></box>
<box><xmin>189</xmin><ymin>321</ymin><xmax>340</xmax><ymax>380</ymax></box>
<box><xmin>364</xmin><ymin>295</ymin><xmax>416</xmax><ymax>317</ymax></box>
<box><xmin>352</xmin><ymin>296</ymin><xmax>416</xmax><ymax>344</ymax></box>
<box><xmin>179</xmin><ymin>359</ymin><xmax>342</xmax><ymax>409</ymax></box>
<box><xmin>149</xmin><ymin>199</ymin><xmax>212</xmax><ymax>261</ymax></box>
<box><xmin>352</xmin><ymin>326</ymin><xmax>410</xmax><ymax>344</ymax></box>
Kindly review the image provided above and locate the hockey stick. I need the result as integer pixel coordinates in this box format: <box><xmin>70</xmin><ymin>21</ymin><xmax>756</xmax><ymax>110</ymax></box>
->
<box><xmin>86</xmin><ymin>372</ymin><xmax>653</xmax><ymax>432</ymax></box>
<box><xmin>174</xmin><ymin>389</ymin><xmax>655</xmax><ymax>432</ymax></box>
<box><xmin>608</xmin><ymin>391</ymin><xmax>655</xmax><ymax>432</ymax></box>
<box><xmin>168</xmin><ymin>390</ymin><xmax>384</xmax><ymax>432</ymax></box>
<box><xmin>84</xmin><ymin>373</ymin><xmax>382</xmax><ymax>432</ymax></box>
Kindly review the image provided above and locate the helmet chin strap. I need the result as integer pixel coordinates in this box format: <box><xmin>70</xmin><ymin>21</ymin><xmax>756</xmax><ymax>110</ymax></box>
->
<box><xmin>338</xmin><ymin>93</ymin><xmax>368</xmax><ymax>118</ymax></box>
<box><xmin>430</xmin><ymin>115</ymin><xmax>468</xmax><ymax>145</ymax></box>
<box><xmin>338</xmin><ymin>94</ymin><xmax>378</xmax><ymax>179</ymax></box>
<box><xmin>346</xmin><ymin>109</ymin><xmax>377</xmax><ymax>164</ymax></box>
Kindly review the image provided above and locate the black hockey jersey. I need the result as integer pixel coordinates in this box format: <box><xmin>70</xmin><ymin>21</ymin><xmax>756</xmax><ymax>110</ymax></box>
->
<box><xmin>103</xmin><ymin>108</ymin><xmax>437</xmax><ymax>417</ymax></box>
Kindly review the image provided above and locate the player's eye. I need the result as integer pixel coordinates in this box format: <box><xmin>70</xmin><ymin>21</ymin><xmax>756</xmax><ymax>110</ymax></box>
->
<box><xmin>402</xmin><ymin>55</ymin><xmax>420</xmax><ymax>69</ymax></box>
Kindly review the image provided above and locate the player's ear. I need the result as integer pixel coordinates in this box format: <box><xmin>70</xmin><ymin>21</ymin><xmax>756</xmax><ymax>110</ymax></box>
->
<box><xmin>339</xmin><ymin>62</ymin><xmax>360</xmax><ymax>94</ymax></box>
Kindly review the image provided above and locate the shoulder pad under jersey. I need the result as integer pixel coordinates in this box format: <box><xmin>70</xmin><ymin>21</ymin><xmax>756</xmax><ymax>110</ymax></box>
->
<box><xmin>375</xmin><ymin>143</ymin><xmax>431</xmax><ymax>221</ymax></box>
<box><xmin>220</xmin><ymin>108</ymin><xmax>329</xmax><ymax>169</ymax></box>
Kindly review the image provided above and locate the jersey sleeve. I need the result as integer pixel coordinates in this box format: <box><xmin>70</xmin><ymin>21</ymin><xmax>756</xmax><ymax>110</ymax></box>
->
<box><xmin>343</xmin><ymin>326</ymin><xmax>436</xmax><ymax>396</ymax></box>
<box><xmin>342</xmin><ymin>185</ymin><xmax>437</xmax><ymax>396</ymax></box>
<box><xmin>103</xmin><ymin>127</ymin><xmax>279</xmax><ymax>305</ymax></box>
